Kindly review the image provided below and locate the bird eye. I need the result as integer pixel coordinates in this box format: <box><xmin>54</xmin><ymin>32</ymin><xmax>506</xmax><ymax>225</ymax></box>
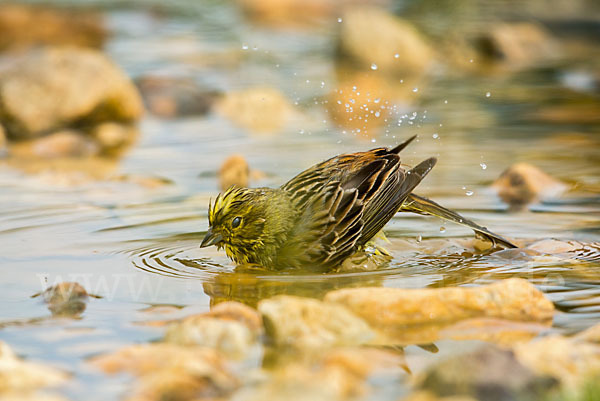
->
<box><xmin>231</xmin><ymin>216</ymin><xmax>242</xmax><ymax>228</ymax></box>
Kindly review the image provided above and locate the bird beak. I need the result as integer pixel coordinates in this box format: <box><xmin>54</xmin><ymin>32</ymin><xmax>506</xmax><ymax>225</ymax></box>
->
<box><xmin>200</xmin><ymin>228</ymin><xmax>223</xmax><ymax>248</ymax></box>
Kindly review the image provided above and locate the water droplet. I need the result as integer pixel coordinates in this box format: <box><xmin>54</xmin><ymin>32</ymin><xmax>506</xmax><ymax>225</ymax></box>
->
<box><xmin>241</xmin><ymin>44</ymin><xmax>248</xmax><ymax>50</ymax></box>
<box><xmin>337</xmin><ymin>17</ymin><xmax>343</xmax><ymax>22</ymax></box>
<box><xmin>299</xmin><ymin>129</ymin><xmax>305</xmax><ymax>134</ymax></box>
<box><xmin>416</xmin><ymin>235</ymin><xmax>422</xmax><ymax>243</ymax></box>
<box><xmin>480</xmin><ymin>163</ymin><xmax>487</xmax><ymax>170</ymax></box>
<box><xmin>374</xmin><ymin>98</ymin><xmax>381</xmax><ymax>103</ymax></box>
<box><xmin>444</xmin><ymin>100</ymin><xmax>448</xmax><ymax>104</ymax></box>
<box><xmin>320</xmin><ymin>81</ymin><xmax>326</xmax><ymax>88</ymax></box>
<box><xmin>374</xmin><ymin>111</ymin><xmax>380</xmax><ymax>117</ymax></box>
<box><xmin>412</xmin><ymin>87</ymin><xmax>419</xmax><ymax>93</ymax></box>
<box><xmin>371</xmin><ymin>138</ymin><xmax>376</xmax><ymax>143</ymax></box>
<box><xmin>466</xmin><ymin>190</ymin><xmax>474</xmax><ymax>196</ymax></box>
<box><xmin>485</xmin><ymin>92</ymin><xmax>491</xmax><ymax>98</ymax></box>
<box><xmin>371</xmin><ymin>63</ymin><xmax>378</xmax><ymax>70</ymax></box>
<box><xmin>394</xmin><ymin>53</ymin><xmax>400</xmax><ymax>59</ymax></box>
<box><xmin>440</xmin><ymin>226</ymin><xmax>446</xmax><ymax>233</ymax></box>
<box><xmin>432</xmin><ymin>133</ymin><xmax>439</xmax><ymax>139</ymax></box>
<box><xmin>469</xmin><ymin>59</ymin><xmax>474</xmax><ymax>63</ymax></box>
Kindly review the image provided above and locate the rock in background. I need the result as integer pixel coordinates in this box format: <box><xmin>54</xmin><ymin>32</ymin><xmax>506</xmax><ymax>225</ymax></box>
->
<box><xmin>0</xmin><ymin>46</ymin><xmax>143</xmax><ymax>158</ymax></box>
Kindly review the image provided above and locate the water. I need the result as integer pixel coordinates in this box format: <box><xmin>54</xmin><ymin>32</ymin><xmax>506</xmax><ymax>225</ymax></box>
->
<box><xmin>0</xmin><ymin>2</ymin><xmax>599</xmax><ymax>400</ymax></box>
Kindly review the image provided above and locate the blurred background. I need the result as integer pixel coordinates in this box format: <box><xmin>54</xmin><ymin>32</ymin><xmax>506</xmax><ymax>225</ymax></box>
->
<box><xmin>0</xmin><ymin>0</ymin><xmax>599</xmax><ymax>400</ymax></box>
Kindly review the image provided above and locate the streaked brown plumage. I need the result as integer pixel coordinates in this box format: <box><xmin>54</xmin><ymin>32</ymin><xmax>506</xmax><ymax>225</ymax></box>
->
<box><xmin>202</xmin><ymin>135</ymin><xmax>516</xmax><ymax>270</ymax></box>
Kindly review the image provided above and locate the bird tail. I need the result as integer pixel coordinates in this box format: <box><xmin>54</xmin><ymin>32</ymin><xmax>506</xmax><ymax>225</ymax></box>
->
<box><xmin>400</xmin><ymin>193</ymin><xmax>517</xmax><ymax>248</ymax></box>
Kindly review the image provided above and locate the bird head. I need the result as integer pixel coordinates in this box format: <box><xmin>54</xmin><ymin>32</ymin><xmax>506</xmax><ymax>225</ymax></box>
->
<box><xmin>201</xmin><ymin>187</ymin><xmax>268</xmax><ymax>263</ymax></box>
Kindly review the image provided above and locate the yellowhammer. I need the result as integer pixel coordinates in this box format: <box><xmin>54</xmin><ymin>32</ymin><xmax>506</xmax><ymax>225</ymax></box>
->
<box><xmin>201</xmin><ymin>135</ymin><xmax>516</xmax><ymax>270</ymax></box>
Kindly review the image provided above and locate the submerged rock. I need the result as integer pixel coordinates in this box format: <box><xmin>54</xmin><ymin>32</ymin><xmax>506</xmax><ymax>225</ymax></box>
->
<box><xmin>419</xmin><ymin>345</ymin><xmax>557</xmax><ymax>401</ymax></box>
<box><xmin>0</xmin><ymin>4</ymin><xmax>106</xmax><ymax>52</ymax></box>
<box><xmin>215</xmin><ymin>87</ymin><xmax>295</xmax><ymax>134</ymax></box>
<box><xmin>38</xmin><ymin>282</ymin><xmax>89</xmax><ymax>317</ymax></box>
<box><xmin>136</xmin><ymin>76</ymin><xmax>217</xmax><ymax>118</ymax></box>
<box><xmin>90</xmin><ymin>343</ymin><xmax>238</xmax><ymax>401</ymax></box>
<box><xmin>0</xmin><ymin>341</ymin><xmax>68</xmax><ymax>393</ymax></box>
<box><xmin>258</xmin><ymin>295</ymin><xmax>374</xmax><ymax>349</ymax></box>
<box><xmin>337</xmin><ymin>7</ymin><xmax>435</xmax><ymax>75</ymax></box>
<box><xmin>492</xmin><ymin>163</ymin><xmax>568</xmax><ymax>207</ymax></box>
<box><xmin>165</xmin><ymin>301</ymin><xmax>262</xmax><ymax>357</ymax></box>
<box><xmin>0</xmin><ymin>47</ymin><xmax>142</xmax><ymax>141</ymax></box>
<box><xmin>324</xmin><ymin>278</ymin><xmax>554</xmax><ymax>329</ymax></box>
<box><xmin>219</xmin><ymin>154</ymin><xmax>250</xmax><ymax>190</ymax></box>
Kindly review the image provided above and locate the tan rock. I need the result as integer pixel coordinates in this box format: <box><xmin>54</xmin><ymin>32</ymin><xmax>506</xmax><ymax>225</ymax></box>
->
<box><xmin>91</xmin><ymin>123</ymin><xmax>138</xmax><ymax>157</ymax></box>
<box><xmin>492</xmin><ymin>163</ymin><xmax>568</xmax><ymax>207</ymax></box>
<box><xmin>10</xmin><ymin>130</ymin><xmax>98</xmax><ymax>159</ymax></box>
<box><xmin>234</xmin><ymin>347</ymin><xmax>405</xmax><ymax>401</ymax></box>
<box><xmin>514</xmin><ymin>335</ymin><xmax>600</xmax><ymax>389</ymax></box>
<box><xmin>0</xmin><ymin>47</ymin><xmax>143</xmax><ymax>140</ymax></box>
<box><xmin>325</xmin><ymin>278</ymin><xmax>554</xmax><ymax>330</ymax></box>
<box><xmin>0</xmin><ymin>341</ymin><xmax>68</xmax><ymax>392</ymax></box>
<box><xmin>258</xmin><ymin>295</ymin><xmax>374</xmax><ymax>348</ymax></box>
<box><xmin>165</xmin><ymin>302</ymin><xmax>262</xmax><ymax>357</ymax></box>
<box><xmin>337</xmin><ymin>7</ymin><xmax>435</xmax><ymax>75</ymax></box>
<box><xmin>237</xmin><ymin>0</ymin><xmax>335</xmax><ymax>26</ymax></box>
<box><xmin>219</xmin><ymin>154</ymin><xmax>249</xmax><ymax>190</ymax></box>
<box><xmin>0</xmin><ymin>394</ymin><xmax>70</xmax><ymax>401</ymax></box>
<box><xmin>136</xmin><ymin>75</ymin><xmax>217</xmax><ymax>118</ymax></box>
<box><xmin>476</xmin><ymin>22</ymin><xmax>557</xmax><ymax>67</ymax></box>
<box><xmin>401</xmin><ymin>391</ymin><xmax>477</xmax><ymax>401</ymax></box>
<box><xmin>215</xmin><ymin>87</ymin><xmax>294</xmax><ymax>134</ymax></box>
<box><xmin>0</xmin><ymin>124</ymin><xmax>6</xmax><ymax>153</ymax></box>
<box><xmin>575</xmin><ymin>322</ymin><xmax>600</xmax><ymax>343</ymax></box>
<box><xmin>90</xmin><ymin>343</ymin><xmax>238</xmax><ymax>400</ymax></box>
<box><xmin>0</xmin><ymin>4</ymin><xmax>106</xmax><ymax>52</ymax></box>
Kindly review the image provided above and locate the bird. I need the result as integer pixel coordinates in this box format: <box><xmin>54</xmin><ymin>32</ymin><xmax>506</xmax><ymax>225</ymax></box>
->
<box><xmin>201</xmin><ymin>135</ymin><xmax>516</xmax><ymax>270</ymax></box>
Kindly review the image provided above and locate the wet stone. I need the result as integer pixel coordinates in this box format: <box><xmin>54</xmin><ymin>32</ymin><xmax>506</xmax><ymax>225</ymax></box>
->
<box><xmin>0</xmin><ymin>4</ymin><xmax>106</xmax><ymax>52</ymax></box>
<box><xmin>90</xmin><ymin>122</ymin><xmax>139</xmax><ymax>157</ymax></box>
<box><xmin>0</xmin><ymin>341</ymin><xmax>68</xmax><ymax>393</ymax></box>
<box><xmin>337</xmin><ymin>6</ymin><xmax>435</xmax><ymax>75</ymax></box>
<box><xmin>475</xmin><ymin>22</ymin><xmax>557</xmax><ymax>68</ymax></box>
<box><xmin>214</xmin><ymin>87</ymin><xmax>295</xmax><ymax>134</ymax></box>
<box><xmin>136</xmin><ymin>76</ymin><xmax>218</xmax><ymax>118</ymax></box>
<box><xmin>324</xmin><ymin>278</ymin><xmax>554</xmax><ymax>330</ymax></box>
<box><xmin>419</xmin><ymin>345</ymin><xmax>558</xmax><ymax>401</ymax></box>
<box><xmin>164</xmin><ymin>301</ymin><xmax>262</xmax><ymax>358</ymax></box>
<box><xmin>258</xmin><ymin>295</ymin><xmax>374</xmax><ymax>349</ymax></box>
<box><xmin>0</xmin><ymin>46</ymin><xmax>143</xmax><ymax>140</ymax></box>
<box><xmin>234</xmin><ymin>347</ymin><xmax>406</xmax><ymax>401</ymax></box>
<box><xmin>90</xmin><ymin>343</ymin><xmax>238</xmax><ymax>401</ymax></box>
<box><xmin>492</xmin><ymin>163</ymin><xmax>568</xmax><ymax>208</ymax></box>
<box><xmin>513</xmin><ymin>333</ymin><xmax>600</xmax><ymax>389</ymax></box>
<box><xmin>219</xmin><ymin>154</ymin><xmax>250</xmax><ymax>190</ymax></box>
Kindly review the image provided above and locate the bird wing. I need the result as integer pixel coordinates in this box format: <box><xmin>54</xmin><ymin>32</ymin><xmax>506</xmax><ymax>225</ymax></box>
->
<box><xmin>279</xmin><ymin>137</ymin><xmax>435</xmax><ymax>269</ymax></box>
